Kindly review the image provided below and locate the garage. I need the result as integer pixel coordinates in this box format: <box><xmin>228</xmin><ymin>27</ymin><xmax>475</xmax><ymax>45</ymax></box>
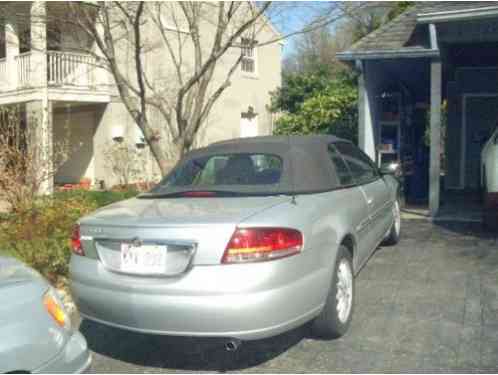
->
<box><xmin>337</xmin><ymin>2</ymin><xmax>498</xmax><ymax>225</ymax></box>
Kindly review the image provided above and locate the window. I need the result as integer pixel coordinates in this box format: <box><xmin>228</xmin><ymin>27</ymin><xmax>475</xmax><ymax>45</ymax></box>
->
<box><xmin>162</xmin><ymin>153</ymin><xmax>282</xmax><ymax>189</ymax></box>
<box><xmin>335</xmin><ymin>142</ymin><xmax>379</xmax><ymax>185</ymax></box>
<box><xmin>241</xmin><ymin>38</ymin><xmax>256</xmax><ymax>74</ymax></box>
<box><xmin>328</xmin><ymin>145</ymin><xmax>354</xmax><ymax>186</ymax></box>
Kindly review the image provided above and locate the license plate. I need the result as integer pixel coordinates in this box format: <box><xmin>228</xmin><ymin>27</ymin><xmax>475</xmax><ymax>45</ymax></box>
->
<box><xmin>120</xmin><ymin>243</ymin><xmax>167</xmax><ymax>274</ymax></box>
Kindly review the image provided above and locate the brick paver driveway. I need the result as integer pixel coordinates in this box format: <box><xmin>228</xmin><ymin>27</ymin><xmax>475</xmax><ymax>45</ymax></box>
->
<box><xmin>81</xmin><ymin>220</ymin><xmax>498</xmax><ymax>372</ymax></box>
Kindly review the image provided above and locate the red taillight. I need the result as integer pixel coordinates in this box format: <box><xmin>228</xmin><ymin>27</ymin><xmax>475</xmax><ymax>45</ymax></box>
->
<box><xmin>222</xmin><ymin>227</ymin><xmax>303</xmax><ymax>264</ymax></box>
<box><xmin>70</xmin><ymin>224</ymin><xmax>84</xmax><ymax>256</ymax></box>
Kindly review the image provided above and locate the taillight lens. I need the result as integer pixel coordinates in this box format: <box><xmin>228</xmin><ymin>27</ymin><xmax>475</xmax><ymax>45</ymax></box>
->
<box><xmin>70</xmin><ymin>224</ymin><xmax>84</xmax><ymax>256</ymax></box>
<box><xmin>222</xmin><ymin>227</ymin><xmax>303</xmax><ymax>264</ymax></box>
<box><xmin>43</xmin><ymin>289</ymin><xmax>71</xmax><ymax>330</ymax></box>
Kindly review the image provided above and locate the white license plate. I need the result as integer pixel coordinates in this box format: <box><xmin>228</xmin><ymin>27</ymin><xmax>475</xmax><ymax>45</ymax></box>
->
<box><xmin>120</xmin><ymin>243</ymin><xmax>167</xmax><ymax>274</ymax></box>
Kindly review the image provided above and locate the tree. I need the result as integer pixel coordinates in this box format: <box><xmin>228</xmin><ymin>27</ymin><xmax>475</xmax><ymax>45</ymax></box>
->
<box><xmin>64</xmin><ymin>2</ymin><xmax>275</xmax><ymax>175</ymax></box>
<box><xmin>64</xmin><ymin>2</ymin><xmax>366</xmax><ymax>176</ymax></box>
<box><xmin>0</xmin><ymin>106</ymin><xmax>69</xmax><ymax>211</ymax></box>
<box><xmin>273</xmin><ymin>2</ymin><xmax>415</xmax><ymax>143</ymax></box>
<box><xmin>272</xmin><ymin>70</ymin><xmax>358</xmax><ymax>143</ymax></box>
<box><xmin>0</xmin><ymin>2</ymin><xmax>366</xmax><ymax>177</ymax></box>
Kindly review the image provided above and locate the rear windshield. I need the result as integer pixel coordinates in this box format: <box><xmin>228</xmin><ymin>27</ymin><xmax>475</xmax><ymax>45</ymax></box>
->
<box><xmin>147</xmin><ymin>153</ymin><xmax>283</xmax><ymax>196</ymax></box>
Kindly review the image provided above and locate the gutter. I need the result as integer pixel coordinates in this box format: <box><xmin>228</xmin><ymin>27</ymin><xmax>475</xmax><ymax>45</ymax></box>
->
<box><xmin>417</xmin><ymin>6</ymin><xmax>498</xmax><ymax>24</ymax></box>
<box><xmin>337</xmin><ymin>48</ymin><xmax>439</xmax><ymax>61</ymax></box>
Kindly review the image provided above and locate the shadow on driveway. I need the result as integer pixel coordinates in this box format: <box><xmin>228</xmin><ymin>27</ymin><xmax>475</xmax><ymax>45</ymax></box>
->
<box><xmin>80</xmin><ymin>319</ymin><xmax>311</xmax><ymax>371</ymax></box>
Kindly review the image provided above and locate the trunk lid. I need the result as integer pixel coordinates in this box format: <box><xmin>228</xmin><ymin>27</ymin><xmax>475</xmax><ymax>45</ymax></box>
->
<box><xmin>79</xmin><ymin>196</ymin><xmax>290</xmax><ymax>271</ymax></box>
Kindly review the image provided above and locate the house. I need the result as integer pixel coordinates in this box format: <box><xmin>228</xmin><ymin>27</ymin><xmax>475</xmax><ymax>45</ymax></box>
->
<box><xmin>337</xmin><ymin>2</ymin><xmax>498</xmax><ymax>217</ymax></box>
<box><xmin>0</xmin><ymin>2</ymin><xmax>282</xmax><ymax>192</ymax></box>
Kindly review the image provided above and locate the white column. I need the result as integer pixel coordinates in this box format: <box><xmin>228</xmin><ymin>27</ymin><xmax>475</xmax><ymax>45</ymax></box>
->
<box><xmin>5</xmin><ymin>21</ymin><xmax>19</xmax><ymax>89</ymax></box>
<box><xmin>429</xmin><ymin>59</ymin><xmax>442</xmax><ymax>217</ymax></box>
<box><xmin>26</xmin><ymin>100</ymin><xmax>53</xmax><ymax>194</ymax></box>
<box><xmin>30</xmin><ymin>1</ymin><xmax>47</xmax><ymax>88</ymax></box>
<box><xmin>357</xmin><ymin>60</ymin><xmax>376</xmax><ymax>161</ymax></box>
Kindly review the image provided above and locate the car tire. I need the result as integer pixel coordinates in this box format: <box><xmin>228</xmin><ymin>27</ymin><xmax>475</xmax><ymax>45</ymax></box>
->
<box><xmin>383</xmin><ymin>200</ymin><xmax>401</xmax><ymax>246</ymax></box>
<box><xmin>311</xmin><ymin>245</ymin><xmax>354</xmax><ymax>339</ymax></box>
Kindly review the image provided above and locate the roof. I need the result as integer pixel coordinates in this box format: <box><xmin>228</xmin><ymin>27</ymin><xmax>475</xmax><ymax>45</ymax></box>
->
<box><xmin>153</xmin><ymin>135</ymin><xmax>352</xmax><ymax>195</ymax></box>
<box><xmin>337</xmin><ymin>2</ymin><xmax>498</xmax><ymax>60</ymax></box>
<box><xmin>212</xmin><ymin>134</ymin><xmax>344</xmax><ymax>147</ymax></box>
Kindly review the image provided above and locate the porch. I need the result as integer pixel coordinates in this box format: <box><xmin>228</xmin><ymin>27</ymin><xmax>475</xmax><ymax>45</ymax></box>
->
<box><xmin>0</xmin><ymin>50</ymin><xmax>98</xmax><ymax>90</ymax></box>
<box><xmin>0</xmin><ymin>2</ymin><xmax>110</xmax><ymax>104</ymax></box>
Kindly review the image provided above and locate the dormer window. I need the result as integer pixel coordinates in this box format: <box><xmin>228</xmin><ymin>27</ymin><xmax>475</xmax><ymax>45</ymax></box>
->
<box><xmin>241</xmin><ymin>38</ymin><xmax>257</xmax><ymax>75</ymax></box>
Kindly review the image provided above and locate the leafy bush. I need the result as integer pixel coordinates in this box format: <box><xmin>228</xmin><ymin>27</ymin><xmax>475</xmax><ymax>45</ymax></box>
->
<box><xmin>271</xmin><ymin>69</ymin><xmax>359</xmax><ymax>143</ymax></box>
<box><xmin>0</xmin><ymin>189</ymin><xmax>138</xmax><ymax>286</ymax></box>
<box><xmin>54</xmin><ymin>189</ymin><xmax>138</xmax><ymax>208</ymax></box>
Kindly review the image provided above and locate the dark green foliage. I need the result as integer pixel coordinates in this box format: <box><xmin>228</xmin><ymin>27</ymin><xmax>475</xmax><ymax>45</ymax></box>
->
<box><xmin>386</xmin><ymin>2</ymin><xmax>414</xmax><ymax>21</ymax></box>
<box><xmin>271</xmin><ymin>67</ymin><xmax>359</xmax><ymax>144</ymax></box>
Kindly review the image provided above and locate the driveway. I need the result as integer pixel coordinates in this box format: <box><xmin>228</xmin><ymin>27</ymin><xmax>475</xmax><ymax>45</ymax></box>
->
<box><xmin>80</xmin><ymin>220</ymin><xmax>498</xmax><ymax>372</ymax></box>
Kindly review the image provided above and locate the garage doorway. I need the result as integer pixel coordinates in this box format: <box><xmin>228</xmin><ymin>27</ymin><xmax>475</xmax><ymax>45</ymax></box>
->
<box><xmin>462</xmin><ymin>94</ymin><xmax>498</xmax><ymax>189</ymax></box>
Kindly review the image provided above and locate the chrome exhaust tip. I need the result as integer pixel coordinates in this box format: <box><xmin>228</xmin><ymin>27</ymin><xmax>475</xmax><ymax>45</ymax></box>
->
<box><xmin>224</xmin><ymin>339</ymin><xmax>241</xmax><ymax>352</ymax></box>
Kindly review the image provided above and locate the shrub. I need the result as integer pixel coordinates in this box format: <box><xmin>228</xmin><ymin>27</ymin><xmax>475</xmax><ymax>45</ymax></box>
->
<box><xmin>54</xmin><ymin>189</ymin><xmax>139</xmax><ymax>208</ymax></box>
<box><xmin>0</xmin><ymin>189</ymin><xmax>138</xmax><ymax>286</ymax></box>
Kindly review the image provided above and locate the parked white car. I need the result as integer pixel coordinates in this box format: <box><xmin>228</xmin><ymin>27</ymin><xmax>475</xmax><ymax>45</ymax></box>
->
<box><xmin>481</xmin><ymin>126</ymin><xmax>498</xmax><ymax>229</ymax></box>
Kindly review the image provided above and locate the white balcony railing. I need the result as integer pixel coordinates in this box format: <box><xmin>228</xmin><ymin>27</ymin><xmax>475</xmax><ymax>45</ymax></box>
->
<box><xmin>0</xmin><ymin>58</ymin><xmax>6</xmax><ymax>87</ymax></box>
<box><xmin>15</xmin><ymin>52</ymin><xmax>31</xmax><ymax>88</ymax></box>
<box><xmin>47</xmin><ymin>51</ymin><xmax>95</xmax><ymax>87</ymax></box>
<box><xmin>8</xmin><ymin>51</ymin><xmax>96</xmax><ymax>90</ymax></box>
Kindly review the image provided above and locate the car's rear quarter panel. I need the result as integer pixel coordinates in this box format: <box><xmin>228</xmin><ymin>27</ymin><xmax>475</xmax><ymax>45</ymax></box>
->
<box><xmin>0</xmin><ymin>282</ymin><xmax>67</xmax><ymax>373</ymax></box>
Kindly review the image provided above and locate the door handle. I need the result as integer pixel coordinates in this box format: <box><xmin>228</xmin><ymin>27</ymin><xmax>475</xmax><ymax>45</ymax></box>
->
<box><xmin>367</xmin><ymin>198</ymin><xmax>374</xmax><ymax>205</ymax></box>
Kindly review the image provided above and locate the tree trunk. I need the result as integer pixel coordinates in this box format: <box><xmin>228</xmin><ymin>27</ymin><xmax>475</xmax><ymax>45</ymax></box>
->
<box><xmin>148</xmin><ymin>137</ymin><xmax>172</xmax><ymax>177</ymax></box>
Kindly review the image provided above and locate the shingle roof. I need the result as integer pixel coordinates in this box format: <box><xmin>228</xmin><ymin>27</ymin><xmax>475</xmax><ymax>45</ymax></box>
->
<box><xmin>337</xmin><ymin>2</ymin><xmax>498</xmax><ymax>59</ymax></box>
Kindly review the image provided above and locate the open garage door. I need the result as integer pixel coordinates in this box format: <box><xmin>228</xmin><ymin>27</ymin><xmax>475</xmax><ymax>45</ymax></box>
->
<box><xmin>463</xmin><ymin>95</ymin><xmax>498</xmax><ymax>190</ymax></box>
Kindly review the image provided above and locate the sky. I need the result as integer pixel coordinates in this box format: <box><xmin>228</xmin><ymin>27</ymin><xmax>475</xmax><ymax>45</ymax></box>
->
<box><xmin>264</xmin><ymin>1</ymin><xmax>343</xmax><ymax>57</ymax></box>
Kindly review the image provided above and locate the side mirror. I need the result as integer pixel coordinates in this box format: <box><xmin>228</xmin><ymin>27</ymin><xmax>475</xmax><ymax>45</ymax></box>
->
<box><xmin>380</xmin><ymin>162</ymin><xmax>401</xmax><ymax>176</ymax></box>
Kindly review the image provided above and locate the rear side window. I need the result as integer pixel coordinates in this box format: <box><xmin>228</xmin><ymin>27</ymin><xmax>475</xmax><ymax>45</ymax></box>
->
<box><xmin>335</xmin><ymin>142</ymin><xmax>379</xmax><ymax>185</ymax></box>
<box><xmin>164</xmin><ymin>153</ymin><xmax>283</xmax><ymax>188</ymax></box>
<box><xmin>327</xmin><ymin>145</ymin><xmax>354</xmax><ymax>186</ymax></box>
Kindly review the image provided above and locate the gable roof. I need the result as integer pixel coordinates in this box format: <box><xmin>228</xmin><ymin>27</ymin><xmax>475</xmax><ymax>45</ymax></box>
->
<box><xmin>337</xmin><ymin>2</ymin><xmax>498</xmax><ymax>60</ymax></box>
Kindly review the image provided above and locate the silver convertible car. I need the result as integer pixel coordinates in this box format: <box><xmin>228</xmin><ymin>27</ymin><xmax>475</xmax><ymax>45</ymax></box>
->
<box><xmin>0</xmin><ymin>256</ymin><xmax>91</xmax><ymax>373</ymax></box>
<box><xmin>70</xmin><ymin>135</ymin><xmax>400</xmax><ymax>347</ymax></box>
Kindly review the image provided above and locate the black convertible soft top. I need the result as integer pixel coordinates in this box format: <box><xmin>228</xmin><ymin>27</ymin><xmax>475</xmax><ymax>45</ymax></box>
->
<box><xmin>148</xmin><ymin>135</ymin><xmax>352</xmax><ymax>196</ymax></box>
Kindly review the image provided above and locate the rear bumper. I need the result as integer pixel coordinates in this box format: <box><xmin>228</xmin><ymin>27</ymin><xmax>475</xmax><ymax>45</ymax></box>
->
<box><xmin>70</xmin><ymin>252</ymin><xmax>331</xmax><ymax>341</ymax></box>
<box><xmin>33</xmin><ymin>331</ymin><xmax>91</xmax><ymax>374</ymax></box>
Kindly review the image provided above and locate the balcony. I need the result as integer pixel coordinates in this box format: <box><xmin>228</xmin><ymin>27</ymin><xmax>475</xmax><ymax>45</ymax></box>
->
<box><xmin>10</xmin><ymin>50</ymin><xmax>97</xmax><ymax>89</ymax></box>
<box><xmin>0</xmin><ymin>50</ymin><xmax>110</xmax><ymax>105</ymax></box>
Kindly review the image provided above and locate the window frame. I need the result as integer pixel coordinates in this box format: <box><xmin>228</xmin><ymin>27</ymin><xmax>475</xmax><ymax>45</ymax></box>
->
<box><xmin>327</xmin><ymin>143</ymin><xmax>356</xmax><ymax>188</ymax></box>
<box><xmin>334</xmin><ymin>142</ymin><xmax>380</xmax><ymax>186</ymax></box>
<box><xmin>240</xmin><ymin>37</ymin><xmax>258</xmax><ymax>77</ymax></box>
<box><xmin>162</xmin><ymin>152</ymin><xmax>284</xmax><ymax>190</ymax></box>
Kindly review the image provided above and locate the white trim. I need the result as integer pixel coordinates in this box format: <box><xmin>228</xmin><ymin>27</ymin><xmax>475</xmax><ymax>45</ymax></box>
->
<box><xmin>417</xmin><ymin>6</ymin><xmax>498</xmax><ymax>24</ymax></box>
<box><xmin>337</xmin><ymin>48</ymin><xmax>439</xmax><ymax>61</ymax></box>
<box><xmin>429</xmin><ymin>23</ymin><xmax>438</xmax><ymax>50</ymax></box>
<box><xmin>461</xmin><ymin>93</ymin><xmax>498</xmax><ymax>189</ymax></box>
